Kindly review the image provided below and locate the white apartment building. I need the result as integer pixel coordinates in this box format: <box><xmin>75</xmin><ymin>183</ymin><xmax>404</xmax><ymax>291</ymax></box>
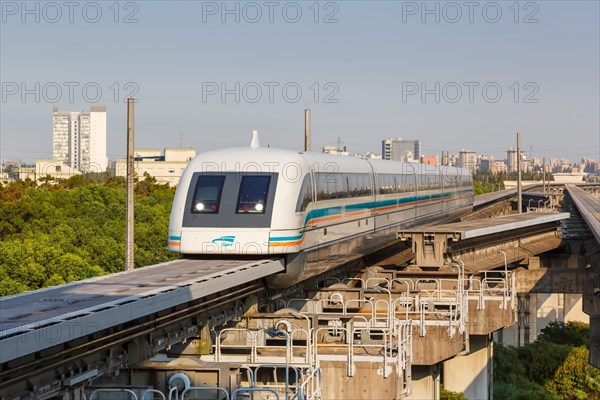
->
<box><xmin>506</xmin><ymin>148</ymin><xmax>530</xmax><ymax>173</ymax></box>
<box><xmin>382</xmin><ymin>138</ymin><xmax>421</xmax><ymax>162</ymax></box>
<box><xmin>458</xmin><ymin>149</ymin><xmax>477</xmax><ymax>172</ymax></box>
<box><xmin>52</xmin><ymin>106</ymin><xmax>107</xmax><ymax>173</ymax></box>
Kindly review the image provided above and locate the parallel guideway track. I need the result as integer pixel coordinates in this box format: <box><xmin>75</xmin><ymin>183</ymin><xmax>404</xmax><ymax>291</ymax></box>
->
<box><xmin>566</xmin><ymin>184</ymin><xmax>600</xmax><ymax>245</ymax></box>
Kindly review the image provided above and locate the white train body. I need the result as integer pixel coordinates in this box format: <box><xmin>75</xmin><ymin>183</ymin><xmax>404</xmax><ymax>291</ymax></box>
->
<box><xmin>169</xmin><ymin>146</ymin><xmax>473</xmax><ymax>287</ymax></box>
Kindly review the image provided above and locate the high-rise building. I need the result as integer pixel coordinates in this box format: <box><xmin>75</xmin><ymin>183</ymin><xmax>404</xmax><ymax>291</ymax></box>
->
<box><xmin>382</xmin><ymin>138</ymin><xmax>421</xmax><ymax>162</ymax></box>
<box><xmin>52</xmin><ymin>106</ymin><xmax>107</xmax><ymax>172</ymax></box>
<box><xmin>458</xmin><ymin>149</ymin><xmax>477</xmax><ymax>172</ymax></box>
<box><xmin>506</xmin><ymin>148</ymin><xmax>527</xmax><ymax>173</ymax></box>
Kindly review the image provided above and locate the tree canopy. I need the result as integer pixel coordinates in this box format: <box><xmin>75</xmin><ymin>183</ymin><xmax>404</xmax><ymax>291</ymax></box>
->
<box><xmin>0</xmin><ymin>174</ymin><xmax>178</xmax><ymax>296</ymax></box>
<box><xmin>494</xmin><ymin>322</ymin><xmax>597</xmax><ymax>400</ymax></box>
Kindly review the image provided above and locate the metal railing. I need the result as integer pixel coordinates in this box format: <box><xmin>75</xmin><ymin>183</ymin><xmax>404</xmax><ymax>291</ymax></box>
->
<box><xmin>214</xmin><ymin>328</ymin><xmax>312</xmax><ymax>365</ymax></box>
<box><xmin>465</xmin><ymin>271</ymin><xmax>515</xmax><ymax>310</ymax></box>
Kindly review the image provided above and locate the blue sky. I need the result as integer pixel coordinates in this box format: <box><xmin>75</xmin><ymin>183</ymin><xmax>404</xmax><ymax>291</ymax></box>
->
<box><xmin>1</xmin><ymin>1</ymin><xmax>598</xmax><ymax>163</ymax></box>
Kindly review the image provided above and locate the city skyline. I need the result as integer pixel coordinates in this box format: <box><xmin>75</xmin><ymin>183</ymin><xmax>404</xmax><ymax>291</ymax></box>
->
<box><xmin>1</xmin><ymin>2</ymin><xmax>598</xmax><ymax>164</ymax></box>
<box><xmin>1</xmin><ymin>103</ymin><xmax>597</xmax><ymax>168</ymax></box>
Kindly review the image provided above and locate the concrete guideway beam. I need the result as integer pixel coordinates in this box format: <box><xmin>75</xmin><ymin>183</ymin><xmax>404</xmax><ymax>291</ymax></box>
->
<box><xmin>0</xmin><ymin>258</ymin><xmax>285</xmax><ymax>364</ymax></box>
<box><xmin>566</xmin><ymin>184</ymin><xmax>600</xmax><ymax>246</ymax></box>
<box><xmin>397</xmin><ymin>212</ymin><xmax>569</xmax><ymax>272</ymax></box>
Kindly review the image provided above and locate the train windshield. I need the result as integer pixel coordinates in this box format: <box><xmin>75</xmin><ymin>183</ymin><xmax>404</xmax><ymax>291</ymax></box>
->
<box><xmin>237</xmin><ymin>175</ymin><xmax>271</xmax><ymax>214</ymax></box>
<box><xmin>191</xmin><ymin>175</ymin><xmax>225</xmax><ymax>214</ymax></box>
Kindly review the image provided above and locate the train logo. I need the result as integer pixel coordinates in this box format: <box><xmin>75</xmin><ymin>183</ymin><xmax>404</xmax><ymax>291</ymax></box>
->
<box><xmin>211</xmin><ymin>235</ymin><xmax>236</xmax><ymax>247</ymax></box>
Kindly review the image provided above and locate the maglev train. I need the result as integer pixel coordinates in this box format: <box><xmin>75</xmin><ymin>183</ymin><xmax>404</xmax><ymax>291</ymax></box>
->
<box><xmin>168</xmin><ymin>132</ymin><xmax>474</xmax><ymax>287</ymax></box>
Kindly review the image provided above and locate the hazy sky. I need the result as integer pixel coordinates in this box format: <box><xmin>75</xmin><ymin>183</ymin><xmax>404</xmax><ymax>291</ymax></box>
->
<box><xmin>1</xmin><ymin>1</ymin><xmax>599</xmax><ymax>163</ymax></box>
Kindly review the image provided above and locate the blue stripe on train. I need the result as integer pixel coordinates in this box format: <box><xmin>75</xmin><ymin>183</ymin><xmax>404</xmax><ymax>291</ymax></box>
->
<box><xmin>270</xmin><ymin>189</ymin><xmax>472</xmax><ymax>243</ymax></box>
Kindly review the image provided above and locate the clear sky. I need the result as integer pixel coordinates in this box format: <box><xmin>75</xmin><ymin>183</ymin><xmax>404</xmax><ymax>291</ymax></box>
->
<box><xmin>1</xmin><ymin>0</ymin><xmax>598</xmax><ymax>163</ymax></box>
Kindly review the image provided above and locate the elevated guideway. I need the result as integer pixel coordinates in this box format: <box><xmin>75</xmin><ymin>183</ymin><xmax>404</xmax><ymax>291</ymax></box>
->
<box><xmin>468</xmin><ymin>186</ymin><xmax>534</xmax><ymax>220</ymax></box>
<box><xmin>0</xmin><ymin>258</ymin><xmax>284</xmax><ymax>364</ymax></box>
<box><xmin>473</xmin><ymin>187</ymin><xmax>520</xmax><ymax>208</ymax></box>
<box><xmin>565</xmin><ymin>184</ymin><xmax>600</xmax><ymax>245</ymax></box>
<box><xmin>398</xmin><ymin>212</ymin><xmax>569</xmax><ymax>272</ymax></box>
<box><xmin>2</xmin><ymin>185</ymin><xmax>594</xmax><ymax>399</ymax></box>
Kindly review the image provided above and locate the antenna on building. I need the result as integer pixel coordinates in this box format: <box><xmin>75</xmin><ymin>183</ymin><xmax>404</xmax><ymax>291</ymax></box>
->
<box><xmin>543</xmin><ymin>157</ymin><xmax>546</xmax><ymax>196</ymax></box>
<box><xmin>179</xmin><ymin>133</ymin><xmax>183</xmax><ymax>148</ymax></box>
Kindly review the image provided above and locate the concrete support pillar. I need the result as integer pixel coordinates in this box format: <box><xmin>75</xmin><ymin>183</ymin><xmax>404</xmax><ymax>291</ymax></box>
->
<box><xmin>529</xmin><ymin>293</ymin><xmax>538</xmax><ymax>342</ymax></box>
<box><xmin>410</xmin><ymin>365</ymin><xmax>440</xmax><ymax>400</ymax></box>
<box><xmin>565</xmin><ymin>294</ymin><xmax>589</xmax><ymax>323</ymax></box>
<box><xmin>443</xmin><ymin>335</ymin><xmax>491</xmax><ymax>400</ymax></box>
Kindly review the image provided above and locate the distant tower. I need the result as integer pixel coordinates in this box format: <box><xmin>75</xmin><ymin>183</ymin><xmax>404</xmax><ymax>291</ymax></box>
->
<box><xmin>506</xmin><ymin>147</ymin><xmax>526</xmax><ymax>174</ymax></box>
<box><xmin>382</xmin><ymin>138</ymin><xmax>421</xmax><ymax>161</ymax></box>
<box><xmin>458</xmin><ymin>149</ymin><xmax>477</xmax><ymax>172</ymax></box>
<box><xmin>52</xmin><ymin>106</ymin><xmax>107</xmax><ymax>172</ymax></box>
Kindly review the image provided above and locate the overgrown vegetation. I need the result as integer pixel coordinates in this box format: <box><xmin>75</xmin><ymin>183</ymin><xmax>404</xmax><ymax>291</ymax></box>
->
<box><xmin>472</xmin><ymin>170</ymin><xmax>554</xmax><ymax>195</ymax></box>
<box><xmin>472</xmin><ymin>172</ymin><xmax>506</xmax><ymax>195</ymax></box>
<box><xmin>440</xmin><ymin>387</ymin><xmax>466</xmax><ymax>400</ymax></box>
<box><xmin>0</xmin><ymin>173</ymin><xmax>178</xmax><ymax>296</ymax></box>
<box><xmin>494</xmin><ymin>321</ymin><xmax>598</xmax><ymax>400</ymax></box>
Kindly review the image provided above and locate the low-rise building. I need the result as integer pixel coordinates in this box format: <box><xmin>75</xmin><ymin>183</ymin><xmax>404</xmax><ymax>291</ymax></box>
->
<box><xmin>35</xmin><ymin>160</ymin><xmax>82</xmax><ymax>181</ymax></box>
<box><xmin>421</xmin><ymin>155</ymin><xmax>439</xmax><ymax>166</ymax></box>
<box><xmin>322</xmin><ymin>145</ymin><xmax>349</xmax><ymax>156</ymax></box>
<box><xmin>114</xmin><ymin>148</ymin><xmax>196</xmax><ymax>186</ymax></box>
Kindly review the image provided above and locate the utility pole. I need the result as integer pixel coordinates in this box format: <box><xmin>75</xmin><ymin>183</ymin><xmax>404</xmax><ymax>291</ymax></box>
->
<box><xmin>542</xmin><ymin>157</ymin><xmax>546</xmax><ymax>196</ymax></box>
<box><xmin>126</xmin><ymin>99</ymin><xmax>135</xmax><ymax>271</ymax></box>
<box><xmin>517</xmin><ymin>132</ymin><xmax>522</xmax><ymax>214</ymax></box>
<box><xmin>304</xmin><ymin>109</ymin><xmax>311</xmax><ymax>152</ymax></box>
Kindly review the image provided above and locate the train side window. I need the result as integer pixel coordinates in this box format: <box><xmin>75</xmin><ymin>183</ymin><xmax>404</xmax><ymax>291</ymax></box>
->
<box><xmin>237</xmin><ymin>175</ymin><xmax>271</xmax><ymax>214</ymax></box>
<box><xmin>395</xmin><ymin>175</ymin><xmax>404</xmax><ymax>193</ymax></box>
<box><xmin>348</xmin><ymin>174</ymin><xmax>359</xmax><ymax>197</ymax></box>
<box><xmin>191</xmin><ymin>175</ymin><xmax>225</xmax><ymax>214</ymax></box>
<box><xmin>379</xmin><ymin>174</ymin><xmax>392</xmax><ymax>195</ymax></box>
<box><xmin>316</xmin><ymin>173</ymin><xmax>342</xmax><ymax>200</ymax></box>
<box><xmin>296</xmin><ymin>175</ymin><xmax>313</xmax><ymax>212</ymax></box>
<box><xmin>332</xmin><ymin>174</ymin><xmax>346</xmax><ymax>198</ymax></box>
<box><xmin>316</xmin><ymin>173</ymin><xmax>327</xmax><ymax>200</ymax></box>
<box><xmin>360</xmin><ymin>174</ymin><xmax>370</xmax><ymax>196</ymax></box>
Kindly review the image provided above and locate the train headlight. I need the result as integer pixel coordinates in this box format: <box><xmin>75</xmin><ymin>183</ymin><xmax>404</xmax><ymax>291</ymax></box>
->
<box><xmin>195</xmin><ymin>202</ymin><xmax>205</xmax><ymax>211</ymax></box>
<box><xmin>255</xmin><ymin>203</ymin><xmax>264</xmax><ymax>212</ymax></box>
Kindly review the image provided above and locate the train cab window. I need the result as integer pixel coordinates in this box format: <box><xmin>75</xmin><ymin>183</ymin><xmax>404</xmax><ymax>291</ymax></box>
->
<box><xmin>296</xmin><ymin>175</ymin><xmax>313</xmax><ymax>212</ymax></box>
<box><xmin>237</xmin><ymin>175</ymin><xmax>271</xmax><ymax>214</ymax></box>
<box><xmin>191</xmin><ymin>175</ymin><xmax>225</xmax><ymax>214</ymax></box>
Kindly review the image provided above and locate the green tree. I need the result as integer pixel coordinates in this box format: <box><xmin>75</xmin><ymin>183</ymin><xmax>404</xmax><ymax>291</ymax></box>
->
<box><xmin>0</xmin><ymin>176</ymin><xmax>178</xmax><ymax>295</ymax></box>
<box><xmin>440</xmin><ymin>387</ymin><xmax>466</xmax><ymax>400</ymax></box>
<box><xmin>545</xmin><ymin>347</ymin><xmax>600</xmax><ymax>400</ymax></box>
<box><xmin>472</xmin><ymin>171</ymin><xmax>506</xmax><ymax>194</ymax></box>
<box><xmin>538</xmin><ymin>321</ymin><xmax>589</xmax><ymax>348</ymax></box>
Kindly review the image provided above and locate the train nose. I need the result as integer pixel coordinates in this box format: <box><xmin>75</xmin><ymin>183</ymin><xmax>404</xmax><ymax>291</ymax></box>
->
<box><xmin>179</xmin><ymin>229</ymin><xmax>271</xmax><ymax>255</ymax></box>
